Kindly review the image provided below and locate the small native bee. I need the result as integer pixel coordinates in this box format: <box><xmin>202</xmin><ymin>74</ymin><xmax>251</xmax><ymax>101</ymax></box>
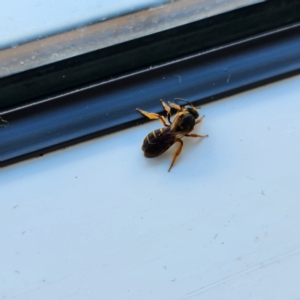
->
<box><xmin>136</xmin><ymin>99</ymin><xmax>208</xmax><ymax>172</ymax></box>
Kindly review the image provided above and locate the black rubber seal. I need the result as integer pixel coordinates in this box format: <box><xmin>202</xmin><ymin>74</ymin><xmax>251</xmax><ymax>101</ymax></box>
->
<box><xmin>1</xmin><ymin>0</ymin><xmax>300</xmax><ymax>109</ymax></box>
<box><xmin>1</xmin><ymin>23</ymin><xmax>300</xmax><ymax>167</ymax></box>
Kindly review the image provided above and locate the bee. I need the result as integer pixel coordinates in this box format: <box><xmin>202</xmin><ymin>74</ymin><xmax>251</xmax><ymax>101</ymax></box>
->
<box><xmin>136</xmin><ymin>99</ymin><xmax>208</xmax><ymax>172</ymax></box>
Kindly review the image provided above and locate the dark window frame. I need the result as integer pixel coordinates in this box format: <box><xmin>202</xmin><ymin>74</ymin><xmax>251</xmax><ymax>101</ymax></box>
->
<box><xmin>1</xmin><ymin>0</ymin><xmax>300</xmax><ymax>166</ymax></box>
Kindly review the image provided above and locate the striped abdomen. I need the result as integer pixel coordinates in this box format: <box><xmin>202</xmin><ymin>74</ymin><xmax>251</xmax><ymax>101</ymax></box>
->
<box><xmin>142</xmin><ymin>127</ymin><xmax>175</xmax><ymax>158</ymax></box>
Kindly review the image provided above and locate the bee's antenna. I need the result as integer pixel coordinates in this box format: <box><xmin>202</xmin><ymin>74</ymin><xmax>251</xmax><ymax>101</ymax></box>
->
<box><xmin>174</xmin><ymin>98</ymin><xmax>193</xmax><ymax>106</ymax></box>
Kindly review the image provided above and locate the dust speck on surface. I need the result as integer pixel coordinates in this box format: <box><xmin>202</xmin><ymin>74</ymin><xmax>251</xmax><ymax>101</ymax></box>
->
<box><xmin>0</xmin><ymin>116</ymin><xmax>9</xmax><ymax>127</ymax></box>
<box><xmin>174</xmin><ymin>75</ymin><xmax>181</xmax><ymax>83</ymax></box>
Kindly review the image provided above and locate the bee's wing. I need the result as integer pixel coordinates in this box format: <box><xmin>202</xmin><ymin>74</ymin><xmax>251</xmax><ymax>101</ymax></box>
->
<box><xmin>144</xmin><ymin>127</ymin><xmax>190</xmax><ymax>158</ymax></box>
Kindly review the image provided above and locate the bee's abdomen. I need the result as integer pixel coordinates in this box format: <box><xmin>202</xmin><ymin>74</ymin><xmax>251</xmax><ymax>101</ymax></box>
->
<box><xmin>147</xmin><ymin>128</ymin><xmax>163</xmax><ymax>141</ymax></box>
<box><xmin>142</xmin><ymin>128</ymin><xmax>165</xmax><ymax>158</ymax></box>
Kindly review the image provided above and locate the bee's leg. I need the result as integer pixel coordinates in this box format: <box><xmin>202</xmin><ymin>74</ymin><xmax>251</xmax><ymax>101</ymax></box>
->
<box><xmin>195</xmin><ymin>115</ymin><xmax>205</xmax><ymax>124</ymax></box>
<box><xmin>169</xmin><ymin>111</ymin><xmax>185</xmax><ymax>131</ymax></box>
<box><xmin>160</xmin><ymin>99</ymin><xmax>172</xmax><ymax>124</ymax></box>
<box><xmin>168</xmin><ymin>139</ymin><xmax>183</xmax><ymax>172</ymax></box>
<box><xmin>186</xmin><ymin>133</ymin><xmax>208</xmax><ymax>138</ymax></box>
<box><xmin>136</xmin><ymin>108</ymin><xmax>168</xmax><ymax>126</ymax></box>
<box><xmin>168</xmin><ymin>102</ymin><xmax>182</xmax><ymax>112</ymax></box>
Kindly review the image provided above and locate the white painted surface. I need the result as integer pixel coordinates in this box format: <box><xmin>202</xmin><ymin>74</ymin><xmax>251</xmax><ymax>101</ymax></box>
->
<box><xmin>1</xmin><ymin>75</ymin><xmax>300</xmax><ymax>300</ymax></box>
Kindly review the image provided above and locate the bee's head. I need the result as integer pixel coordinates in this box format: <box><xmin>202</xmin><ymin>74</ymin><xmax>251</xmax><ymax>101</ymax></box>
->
<box><xmin>184</xmin><ymin>105</ymin><xmax>199</xmax><ymax>119</ymax></box>
<box><xmin>175</xmin><ymin>98</ymin><xmax>199</xmax><ymax>119</ymax></box>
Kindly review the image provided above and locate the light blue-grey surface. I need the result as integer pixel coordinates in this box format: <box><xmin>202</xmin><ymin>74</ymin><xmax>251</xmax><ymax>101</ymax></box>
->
<box><xmin>0</xmin><ymin>0</ymin><xmax>168</xmax><ymax>48</ymax></box>
<box><xmin>1</xmin><ymin>74</ymin><xmax>300</xmax><ymax>299</ymax></box>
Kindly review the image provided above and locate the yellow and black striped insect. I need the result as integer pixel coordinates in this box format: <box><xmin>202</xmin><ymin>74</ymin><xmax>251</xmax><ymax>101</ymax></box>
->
<box><xmin>136</xmin><ymin>99</ymin><xmax>208</xmax><ymax>172</ymax></box>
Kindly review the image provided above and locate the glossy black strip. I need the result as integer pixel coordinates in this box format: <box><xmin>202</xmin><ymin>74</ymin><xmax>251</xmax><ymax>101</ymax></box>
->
<box><xmin>1</xmin><ymin>0</ymin><xmax>300</xmax><ymax>109</ymax></box>
<box><xmin>1</xmin><ymin>23</ymin><xmax>300</xmax><ymax>166</ymax></box>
